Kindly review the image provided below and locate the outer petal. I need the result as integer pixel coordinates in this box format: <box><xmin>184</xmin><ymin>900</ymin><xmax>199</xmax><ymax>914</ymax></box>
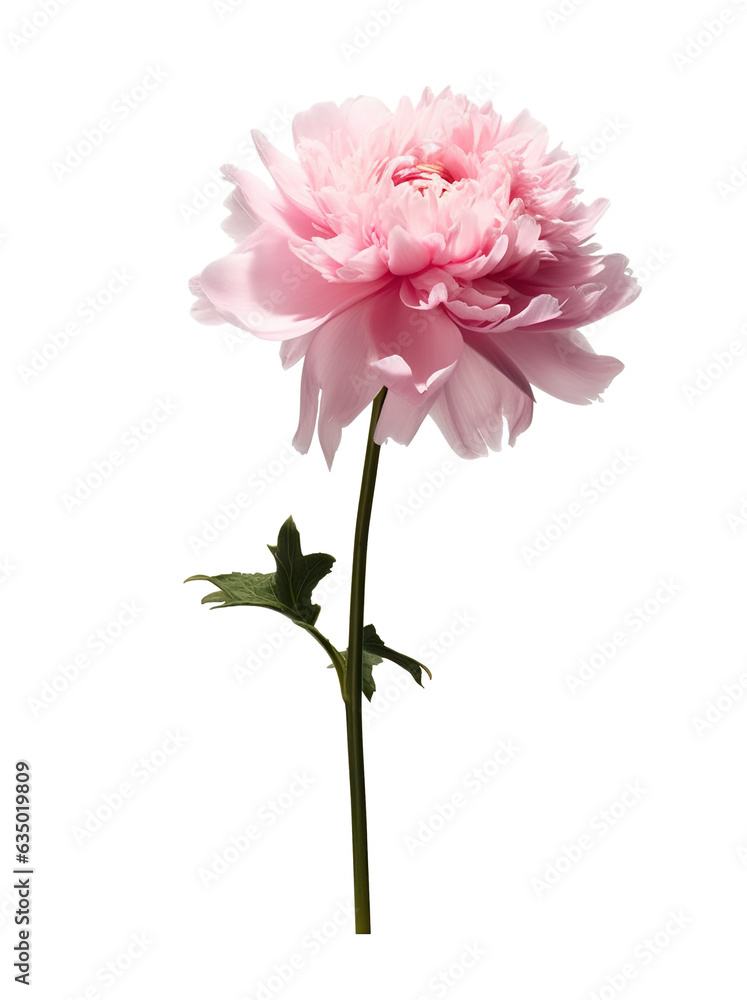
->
<box><xmin>292</xmin><ymin>287</ymin><xmax>463</xmax><ymax>464</ymax></box>
<box><xmin>496</xmin><ymin>328</ymin><xmax>624</xmax><ymax>404</ymax></box>
<box><xmin>188</xmin><ymin>275</ymin><xmax>226</xmax><ymax>327</ymax></box>
<box><xmin>367</xmin><ymin>290</ymin><xmax>463</xmax><ymax>402</ymax></box>
<box><xmin>515</xmin><ymin>254</ymin><xmax>641</xmax><ymax>332</ymax></box>
<box><xmin>339</xmin><ymin>95</ymin><xmax>393</xmax><ymax>142</ymax></box>
<box><xmin>279</xmin><ymin>330</ymin><xmax>315</xmax><ymax>369</ymax></box>
<box><xmin>292</xmin><ymin>101</ymin><xmax>349</xmax><ymax>148</ymax></box>
<box><xmin>291</xmin><ymin>298</ymin><xmax>386</xmax><ymax>467</ymax></box>
<box><xmin>220</xmin><ymin>164</ymin><xmax>317</xmax><ymax>242</ymax></box>
<box><xmin>429</xmin><ymin>344</ymin><xmax>534</xmax><ymax>459</ymax></box>
<box><xmin>194</xmin><ymin>224</ymin><xmax>391</xmax><ymax>339</ymax></box>
<box><xmin>292</xmin><ymin>96</ymin><xmax>391</xmax><ymax>148</ymax></box>
<box><xmin>251</xmin><ymin>131</ymin><xmax>320</xmax><ymax>218</ymax></box>
<box><xmin>462</xmin><ymin>330</ymin><xmax>535</xmax><ymax>400</ymax></box>
<box><xmin>373</xmin><ymin>389</ymin><xmax>436</xmax><ymax>447</ymax></box>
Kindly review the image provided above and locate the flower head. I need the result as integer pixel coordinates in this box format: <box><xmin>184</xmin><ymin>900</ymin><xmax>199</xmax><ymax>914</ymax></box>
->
<box><xmin>191</xmin><ymin>87</ymin><xmax>640</xmax><ymax>465</ymax></box>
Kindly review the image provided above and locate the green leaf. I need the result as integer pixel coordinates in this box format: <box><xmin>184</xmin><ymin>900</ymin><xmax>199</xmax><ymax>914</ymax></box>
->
<box><xmin>267</xmin><ymin>516</ymin><xmax>335</xmax><ymax>626</ymax></box>
<box><xmin>334</xmin><ymin>634</ymin><xmax>383</xmax><ymax>702</ymax></box>
<box><xmin>363</xmin><ymin>626</ymin><xmax>432</xmax><ymax>688</ymax></box>
<box><xmin>185</xmin><ymin>516</ymin><xmax>335</xmax><ymax>627</ymax></box>
<box><xmin>333</xmin><ymin>624</ymin><xmax>432</xmax><ymax>702</ymax></box>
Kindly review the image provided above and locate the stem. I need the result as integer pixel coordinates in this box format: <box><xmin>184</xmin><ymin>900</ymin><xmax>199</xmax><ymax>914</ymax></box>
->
<box><xmin>345</xmin><ymin>387</ymin><xmax>387</xmax><ymax>935</ymax></box>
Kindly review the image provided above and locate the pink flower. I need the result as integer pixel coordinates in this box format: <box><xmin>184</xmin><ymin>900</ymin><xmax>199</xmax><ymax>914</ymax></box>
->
<box><xmin>190</xmin><ymin>87</ymin><xmax>640</xmax><ymax>465</ymax></box>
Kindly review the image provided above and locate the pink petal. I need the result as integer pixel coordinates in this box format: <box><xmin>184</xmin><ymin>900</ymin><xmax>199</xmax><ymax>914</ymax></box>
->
<box><xmin>188</xmin><ymin>275</ymin><xmax>226</xmax><ymax>326</ymax></box>
<box><xmin>429</xmin><ymin>344</ymin><xmax>534</xmax><ymax>458</ymax></box>
<box><xmin>445</xmin><ymin>294</ymin><xmax>511</xmax><ymax>329</ymax></box>
<box><xmin>220</xmin><ymin>164</ymin><xmax>315</xmax><ymax>242</ymax></box>
<box><xmin>494</xmin><ymin>293</ymin><xmax>562</xmax><ymax>332</ymax></box>
<box><xmin>279</xmin><ymin>331</ymin><xmax>315</xmax><ymax>369</ymax></box>
<box><xmin>196</xmin><ymin>224</ymin><xmax>391</xmax><ymax>339</ymax></box>
<box><xmin>251</xmin><ymin>131</ymin><xmax>319</xmax><ymax>217</ymax></box>
<box><xmin>339</xmin><ymin>96</ymin><xmax>393</xmax><ymax>141</ymax></box>
<box><xmin>399</xmin><ymin>268</ymin><xmax>459</xmax><ymax>309</ymax></box>
<box><xmin>497</xmin><ymin>328</ymin><xmax>624</xmax><ymax>404</ymax></box>
<box><xmin>292</xmin><ymin>102</ymin><xmax>348</xmax><ymax>148</ymax></box>
<box><xmin>373</xmin><ymin>388</ymin><xmax>435</xmax><ymax>447</ymax></box>
<box><xmin>292</xmin><ymin>97</ymin><xmax>391</xmax><ymax>148</ymax></box>
<box><xmin>462</xmin><ymin>331</ymin><xmax>535</xmax><ymax>400</ymax></box>
<box><xmin>292</xmin><ymin>302</ymin><xmax>385</xmax><ymax>467</ymax></box>
<box><xmin>443</xmin><ymin>234</ymin><xmax>509</xmax><ymax>279</ymax></box>
<box><xmin>513</xmin><ymin>254</ymin><xmax>640</xmax><ymax>332</ymax></box>
<box><xmin>336</xmin><ymin>245</ymin><xmax>389</xmax><ymax>282</ymax></box>
<box><xmin>367</xmin><ymin>291</ymin><xmax>463</xmax><ymax>402</ymax></box>
<box><xmin>386</xmin><ymin>226</ymin><xmax>432</xmax><ymax>275</ymax></box>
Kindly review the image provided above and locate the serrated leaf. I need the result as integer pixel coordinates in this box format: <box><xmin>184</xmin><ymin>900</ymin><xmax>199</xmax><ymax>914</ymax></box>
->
<box><xmin>185</xmin><ymin>517</ymin><xmax>335</xmax><ymax>627</ymax></box>
<box><xmin>267</xmin><ymin>516</ymin><xmax>335</xmax><ymax>626</ymax></box>
<box><xmin>333</xmin><ymin>624</ymin><xmax>431</xmax><ymax>702</ymax></box>
<box><xmin>186</xmin><ymin>571</ymin><xmax>285</xmax><ymax>612</ymax></box>
<box><xmin>364</xmin><ymin>625</ymin><xmax>432</xmax><ymax>688</ymax></box>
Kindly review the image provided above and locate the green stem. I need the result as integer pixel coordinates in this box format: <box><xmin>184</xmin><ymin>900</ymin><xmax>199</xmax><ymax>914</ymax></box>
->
<box><xmin>345</xmin><ymin>387</ymin><xmax>387</xmax><ymax>935</ymax></box>
<box><xmin>296</xmin><ymin>621</ymin><xmax>347</xmax><ymax>698</ymax></box>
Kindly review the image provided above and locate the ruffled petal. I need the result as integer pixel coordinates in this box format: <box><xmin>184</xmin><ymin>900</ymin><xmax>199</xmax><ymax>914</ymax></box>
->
<box><xmin>496</xmin><ymin>328</ymin><xmax>624</xmax><ymax>404</ymax></box>
<box><xmin>220</xmin><ymin>164</ymin><xmax>316</xmax><ymax>242</ymax></box>
<box><xmin>291</xmin><ymin>299</ymin><xmax>386</xmax><ymax>467</ymax></box>
<box><xmin>367</xmin><ymin>291</ymin><xmax>463</xmax><ymax>402</ymax></box>
<box><xmin>429</xmin><ymin>344</ymin><xmax>534</xmax><ymax>458</ymax></box>
<box><xmin>251</xmin><ymin>131</ymin><xmax>320</xmax><ymax>218</ymax></box>
<box><xmin>386</xmin><ymin>225</ymin><xmax>433</xmax><ymax>275</ymax></box>
<box><xmin>373</xmin><ymin>388</ymin><xmax>435</xmax><ymax>447</ymax></box>
<box><xmin>195</xmin><ymin>224</ymin><xmax>391</xmax><ymax>339</ymax></box>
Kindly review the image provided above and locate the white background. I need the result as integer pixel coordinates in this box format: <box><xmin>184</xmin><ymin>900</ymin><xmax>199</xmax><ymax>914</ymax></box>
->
<box><xmin>3</xmin><ymin>0</ymin><xmax>747</xmax><ymax>997</ymax></box>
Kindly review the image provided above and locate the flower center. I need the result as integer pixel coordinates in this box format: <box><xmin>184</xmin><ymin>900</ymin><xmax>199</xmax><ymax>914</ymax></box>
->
<box><xmin>391</xmin><ymin>160</ymin><xmax>454</xmax><ymax>193</ymax></box>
